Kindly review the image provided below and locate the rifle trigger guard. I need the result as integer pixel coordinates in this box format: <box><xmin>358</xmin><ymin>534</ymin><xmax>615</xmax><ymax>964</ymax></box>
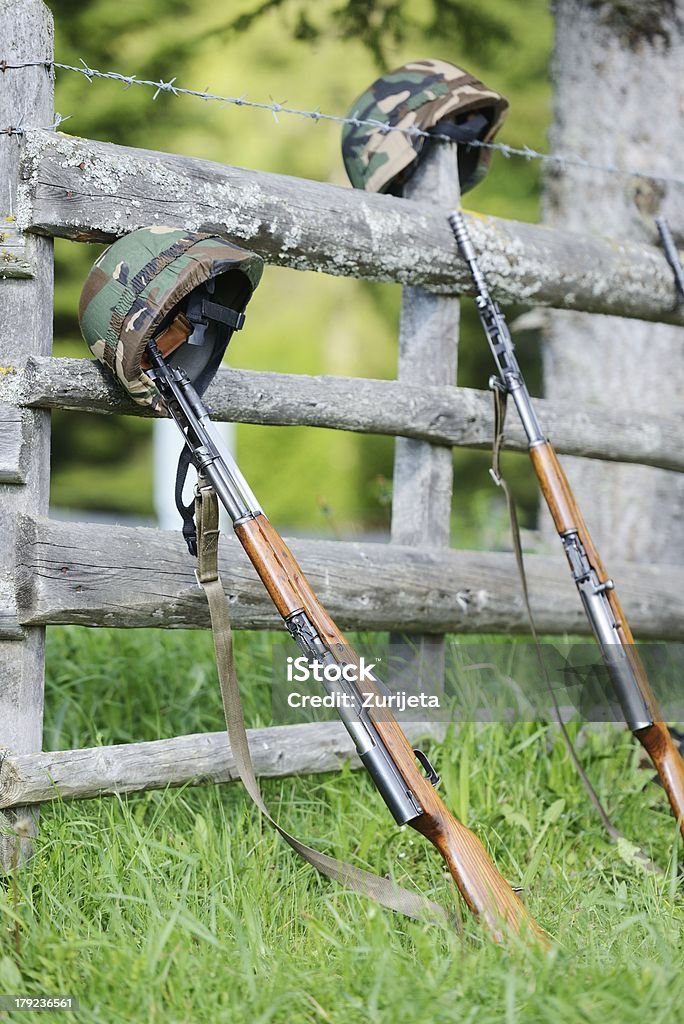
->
<box><xmin>413</xmin><ymin>748</ymin><xmax>440</xmax><ymax>788</ymax></box>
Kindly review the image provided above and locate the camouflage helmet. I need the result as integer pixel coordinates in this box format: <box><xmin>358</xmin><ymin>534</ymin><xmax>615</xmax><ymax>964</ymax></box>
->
<box><xmin>341</xmin><ymin>58</ymin><xmax>508</xmax><ymax>196</ymax></box>
<box><xmin>79</xmin><ymin>226</ymin><xmax>264</xmax><ymax>413</ymax></box>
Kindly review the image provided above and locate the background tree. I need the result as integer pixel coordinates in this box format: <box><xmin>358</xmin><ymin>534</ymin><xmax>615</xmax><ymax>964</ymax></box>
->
<box><xmin>543</xmin><ymin>0</ymin><xmax>684</xmax><ymax>564</ymax></box>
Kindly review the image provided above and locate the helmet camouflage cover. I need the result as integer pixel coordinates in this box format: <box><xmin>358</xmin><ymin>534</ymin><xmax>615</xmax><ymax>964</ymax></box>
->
<box><xmin>341</xmin><ymin>58</ymin><xmax>508</xmax><ymax>195</ymax></box>
<box><xmin>79</xmin><ymin>226</ymin><xmax>264</xmax><ymax>412</ymax></box>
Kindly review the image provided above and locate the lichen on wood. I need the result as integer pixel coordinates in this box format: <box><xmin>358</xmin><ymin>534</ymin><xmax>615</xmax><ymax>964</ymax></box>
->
<box><xmin>17</xmin><ymin>130</ymin><xmax>684</xmax><ymax>324</ymax></box>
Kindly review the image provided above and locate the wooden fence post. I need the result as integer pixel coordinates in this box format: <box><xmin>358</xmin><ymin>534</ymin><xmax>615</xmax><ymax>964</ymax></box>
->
<box><xmin>390</xmin><ymin>143</ymin><xmax>460</xmax><ymax>688</ymax></box>
<box><xmin>0</xmin><ymin>0</ymin><xmax>54</xmax><ymax>866</ymax></box>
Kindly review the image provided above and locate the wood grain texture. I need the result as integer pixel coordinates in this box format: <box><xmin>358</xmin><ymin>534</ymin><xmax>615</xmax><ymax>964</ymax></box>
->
<box><xmin>348</xmin><ymin>687</ymin><xmax>549</xmax><ymax>943</ymax></box>
<box><xmin>0</xmin><ymin>0</ymin><xmax>53</xmax><ymax>755</ymax></box>
<box><xmin>3</xmin><ymin>720</ymin><xmax>611</xmax><ymax>811</ymax></box>
<box><xmin>0</xmin><ymin>721</ymin><xmax>444</xmax><ymax>809</ymax></box>
<box><xmin>0</xmin><ymin>218</ymin><xmax>32</xmax><ymax>278</ymax></box>
<box><xmin>16</xmin><ymin>514</ymin><xmax>684</xmax><ymax>638</ymax></box>
<box><xmin>238</xmin><ymin>514</ymin><xmax>361</xmax><ymax>659</ymax></box>
<box><xmin>412</xmin><ymin>809</ymin><xmax>549</xmax><ymax>946</ymax></box>
<box><xmin>532</xmin><ymin>441</ymin><xmax>660</xmax><ymax>700</ymax></box>
<box><xmin>0</xmin><ymin>600</ymin><xmax>23</xmax><ymax>640</ymax></box>
<box><xmin>530</xmin><ymin>442</ymin><xmax>578</xmax><ymax>535</ymax></box>
<box><xmin>235</xmin><ymin>515</ymin><xmax>308</xmax><ymax>619</ymax></box>
<box><xmin>390</xmin><ymin>136</ymin><xmax>460</xmax><ymax>690</ymax></box>
<box><xmin>16</xmin><ymin>130</ymin><xmax>684</xmax><ymax>325</ymax></box>
<box><xmin>0</xmin><ymin>0</ymin><xmax>54</xmax><ymax>871</ymax></box>
<box><xmin>0</xmin><ymin>401</ymin><xmax>26</xmax><ymax>483</ymax></box>
<box><xmin>6</xmin><ymin>356</ymin><xmax>684</xmax><ymax>473</ymax></box>
<box><xmin>367</xmin><ymin>701</ymin><xmax>549</xmax><ymax>943</ymax></box>
<box><xmin>636</xmin><ymin>722</ymin><xmax>684</xmax><ymax>836</ymax></box>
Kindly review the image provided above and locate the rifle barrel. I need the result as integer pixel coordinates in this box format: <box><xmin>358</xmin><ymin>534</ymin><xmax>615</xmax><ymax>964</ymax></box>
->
<box><xmin>147</xmin><ymin>342</ymin><xmax>549</xmax><ymax>945</ymax></box>
<box><xmin>656</xmin><ymin>217</ymin><xmax>684</xmax><ymax>301</ymax></box>
<box><xmin>450</xmin><ymin>209</ymin><xmax>684</xmax><ymax>836</ymax></box>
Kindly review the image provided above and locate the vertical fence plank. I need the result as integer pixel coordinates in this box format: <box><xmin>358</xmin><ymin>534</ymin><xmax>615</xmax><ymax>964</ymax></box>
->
<box><xmin>0</xmin><ymin>0</ymin><xmax>54</xmax><ymax>866</ymax></box>
<box><xmin>390</xmin><ymin>143</ymin><xmax>460</xmax><ymax>689</ymax></box>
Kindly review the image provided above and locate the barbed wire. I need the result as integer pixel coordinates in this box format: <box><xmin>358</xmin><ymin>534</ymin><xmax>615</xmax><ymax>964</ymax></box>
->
<box><xmin>2</xmin><ymin>57</ymin><xmax>684</xmax><ymax>188</ymax></box>
<box><xmin>0</xmin><ymin>112</ymin><xmax>69</xmax><ymax>136</ymax></box>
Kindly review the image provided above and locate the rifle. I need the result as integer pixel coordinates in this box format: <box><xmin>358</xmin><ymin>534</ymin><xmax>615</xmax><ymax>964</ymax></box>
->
<box><xmin>449</xmin><ymin>209</ymin><xmax>684</xmax><ymax>835</ymax></box>
<box><xmin>145</xmin><ymin>338</ymin><xmax>548</xmax><ymax>945</ymax></box>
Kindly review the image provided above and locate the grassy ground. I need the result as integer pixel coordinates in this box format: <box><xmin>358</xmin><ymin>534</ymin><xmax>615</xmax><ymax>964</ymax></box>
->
<box><xmin>1</xmin><ymin>626</ymin><xmax>682</xmax><ymax>1023</ymax></box>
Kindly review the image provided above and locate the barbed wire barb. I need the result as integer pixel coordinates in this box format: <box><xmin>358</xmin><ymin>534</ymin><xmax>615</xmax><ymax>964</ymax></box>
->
<box><xmin>0</xmin><ymin>111</ymin><xmax>69</xmax><ymax>137</ymax></box>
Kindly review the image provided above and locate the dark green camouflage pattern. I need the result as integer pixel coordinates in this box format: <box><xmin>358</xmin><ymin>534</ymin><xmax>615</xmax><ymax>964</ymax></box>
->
<box><xmin>79</xmin><ymin>226</ymin><xmax>263</xmax><ymax>411</ymax></box>
<box><xmin>342</xmin><ymin>58</ymin><xmax>508</xmax><ymax>195</ymax></box>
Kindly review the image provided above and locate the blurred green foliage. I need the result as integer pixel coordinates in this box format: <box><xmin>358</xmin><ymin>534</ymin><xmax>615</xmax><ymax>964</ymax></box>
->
<box><xmin>47</xmin><ymin>0</ymin><xmax>552</xmax><ymax>541</ymax></box>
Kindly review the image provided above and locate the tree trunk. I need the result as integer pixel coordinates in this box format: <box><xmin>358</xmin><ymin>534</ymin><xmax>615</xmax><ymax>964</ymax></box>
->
<box><xmin>543</xmin><ymin>0</ymin><xmax>684</xmax><ymax>566</ymax></box>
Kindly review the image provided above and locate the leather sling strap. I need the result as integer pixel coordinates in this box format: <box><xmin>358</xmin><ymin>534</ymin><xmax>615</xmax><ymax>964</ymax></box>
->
<box><xmin>192</xmin><ymin>476</ymin><xmax>454</xmax><ymax>926</ymax></box>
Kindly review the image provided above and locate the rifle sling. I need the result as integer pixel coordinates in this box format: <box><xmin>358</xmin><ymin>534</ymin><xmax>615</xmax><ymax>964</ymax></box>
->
<box><xmin>192</xmin><ymin>476</ymin><xmax>453</xmax><ymax>926</ymax></box>
<box><xmin>490</xmin><ymin>387</ymin><xmax>662</xmax><ymax>873</ymax></box>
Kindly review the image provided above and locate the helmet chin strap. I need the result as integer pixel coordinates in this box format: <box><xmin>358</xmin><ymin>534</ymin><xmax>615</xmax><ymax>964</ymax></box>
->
<box><xmin>185</xmin><ymin>279</ymin><xmax>246</xmax><ymax>348</ymax></box>
<box><xmin>140</xmin><ymin>282</ymin><xmax>247</xmax><ymax>372</ymax></box>
<box><xmin>172</xmin><ymin>281</ymin><xmax>248</xmax><ymax>384</ymax></box>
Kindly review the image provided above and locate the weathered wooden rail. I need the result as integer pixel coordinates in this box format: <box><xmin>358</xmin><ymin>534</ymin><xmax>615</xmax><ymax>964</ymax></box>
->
<box><xmin>10</xmin><ymin>516</ymin><xmax>684</xmax><ymax>638</ymax></box>
<box><xmin>0</xmin><ymin>220</ymin><xmax>33</xmax><ymax>279</ymax></box>
<box><xmin>8</xmin><ymin>356</ymin><xmax>684</xmax><ymax>472</ymax></box>
<box><xmin>16</xmin><ymin>131</ymin><xmax>684</xmax><ymax>323</ymax></box>
<box><xmin>1</xmin><ymin>0</ymin><xmax>683</xmax><ymax>862</ymax></box>
<box><xmin>0</xmin><ymin>721</ymin><xmax>444</xmax><ymax>810</ymax></box>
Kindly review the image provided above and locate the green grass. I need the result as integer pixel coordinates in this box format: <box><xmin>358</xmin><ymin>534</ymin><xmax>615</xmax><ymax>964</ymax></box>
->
<box><xmin>1</xmin><ymin>626</ymin><xmax>682</xmax><ymax>1023</ymax></box>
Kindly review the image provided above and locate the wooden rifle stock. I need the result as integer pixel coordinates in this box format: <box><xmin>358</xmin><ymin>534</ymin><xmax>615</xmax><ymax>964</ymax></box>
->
<box><xmin>530</xmin><ymin>441</ymin><xmax>684</xmax><ymax>834</ymax></box>
<box><xmin>236</xmin><ymin>514</ymin><xmax>549</xmax><ymax>945</ymax></box>
<box><xmin>450</xmin><ymin>207</ymin><xmax>684</xmax><ymax>838</ymax></box>
<box><xmin>146</xmin><ymin>339</ymin><xmax>550</xmax><ymax>941</ymax></box>
<box><xmin>636</xmin><ymin>722</ymin><xmax>684</xmax><ymax>831</ymax></box>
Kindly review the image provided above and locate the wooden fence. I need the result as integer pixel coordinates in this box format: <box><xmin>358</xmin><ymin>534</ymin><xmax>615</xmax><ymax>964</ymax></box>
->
<box><xmin>1</xmin><ymin>1</ymin><xmax>683</xmax><ymax>857</ymax></box>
